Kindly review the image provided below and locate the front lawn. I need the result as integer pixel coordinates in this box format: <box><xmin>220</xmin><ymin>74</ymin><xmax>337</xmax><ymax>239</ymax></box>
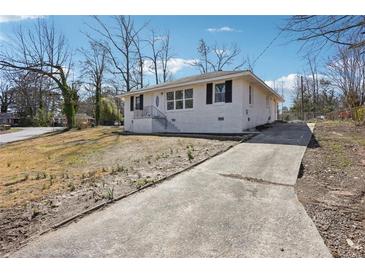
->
<box><xmin>0</xmin><ymin>127</ymin><xmax>237</xmax><ymax>255</ymax></box>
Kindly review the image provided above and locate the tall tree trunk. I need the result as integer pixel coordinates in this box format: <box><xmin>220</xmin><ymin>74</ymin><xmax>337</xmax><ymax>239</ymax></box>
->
<box><xmin>95</xmin><ymin>81</ymin><xmax>101</xmax><ymax>126</ymax></box>
<box><xmin>61</xmin><ymin>84</ymin><xmax>78</xmax><ymax>129</ymax></box>
<box><xmin>1</xmin><ymin>104</ymin><xmax>7</xmax><ymax>113</ymax></box>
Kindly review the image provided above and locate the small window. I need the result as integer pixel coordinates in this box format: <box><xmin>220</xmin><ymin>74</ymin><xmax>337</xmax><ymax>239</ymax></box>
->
<box><xmin>167</xmin><ymin>101</ymin><xmax>174</xmax><ymax>110</ymax></box>
<box><xmin>176</xmin><ymin>100</ymin><xmax>184</xmax><ymax>109</ymax></box>
<box><xmin>184</xmin><ymin>89</ymin><xmax>193</xmax><ymax>109</ymax></box>
<box><xmin>215</xmin><ymin>83</ymin><xmax>225</xmax><ymax>103</ymax></box>
<box><xmin>175</xmin><ymin>90</ymin><xmax>184</xmax><ymax>109</ymax></box>
<box><xmin>167</xmin><ymin>91</ymin><xmax>174</xmax><ymax>110</ymax></box>
<box><xmin>249</xmin><ymin>85</ymin><xmax>253</xmax><ymax>105</ymax></box>
<box><xmin>135</xmin><ymin>96</ymin><xmax>141</xmax><ymax>110</ymax></box>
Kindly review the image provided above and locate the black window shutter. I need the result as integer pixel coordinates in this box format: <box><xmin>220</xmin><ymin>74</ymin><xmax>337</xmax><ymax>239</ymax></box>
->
<box><xmin>225</xmin><ymin>80</ymin><xmax>232</xmax><ymax>103</ymax></box>
<box><xmin>139</xmin><ymin>94</ymin><xmax>143</xmax><ymax>110</ymax></box>
<box><xmin>130</xmin><ymin>96</ymin><xmax>134</xmax><ymax>111</ymax></box>
<box><xmin>206</xmin><ymin>83</ymin><xmax>213</xmax><ymax>104</ymax></box>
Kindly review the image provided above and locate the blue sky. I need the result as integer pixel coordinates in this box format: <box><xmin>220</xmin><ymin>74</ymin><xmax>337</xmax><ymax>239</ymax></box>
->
<box><xmin>0</xmin><ymin>15</ymin><xmax>334</xmax><ymax>106</ymax></box>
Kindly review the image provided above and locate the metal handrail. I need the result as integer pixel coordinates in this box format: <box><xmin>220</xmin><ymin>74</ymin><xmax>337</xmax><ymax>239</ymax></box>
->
<box><xmin>133</xmin><ymin>105</ymin><xmax>166</xmax><ymax>119</ymax></box>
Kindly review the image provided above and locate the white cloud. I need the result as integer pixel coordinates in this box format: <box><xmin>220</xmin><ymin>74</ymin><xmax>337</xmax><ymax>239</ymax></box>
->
<box><xmin>265</xmin><ymin>74</ymin><xmax>300</xmax><ymax>93</ymax></box>
<box><xmin>265</xmin><ymin>74</ymin><xmax>301</xmax><ymax>107</ymax></box>
<box><xmin>206</xmin><ymin>26</ymin><xmax>240</xmax><ymax>33</ymax></box>
<box><xmin>143</xmin><ymin>58</ymin><xmax>196</xmax><ymax>76</ymax></box>
<box><xmin>0</xmin><ymin>15</ymin><xmax>43</xmax><ymax>23</ymax></box>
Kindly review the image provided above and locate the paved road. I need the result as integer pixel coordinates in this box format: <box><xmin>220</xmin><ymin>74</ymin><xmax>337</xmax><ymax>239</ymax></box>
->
<box><xmin>0</xmin><ymin>127</ymin><xmax>64</xmax><ymax>145</ymax></box>
<box><xmin>12</xmin><ymin>122</ymin><xmax>331</xmax><ymax>257</ymax></box>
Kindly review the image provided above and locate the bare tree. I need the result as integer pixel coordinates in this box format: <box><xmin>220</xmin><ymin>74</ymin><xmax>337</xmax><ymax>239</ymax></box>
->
<box><xmin>132</xmin><ymin>33</ymin><xmax>145</xmax><ymax>89</ymax></box>
<box><xmin>327</xmin><ymin>46</ymin><xmax>365</xmax><ymax>108</ymax></box>
<box><xmin>80</xmin><ymin>41</ymin><xmax>109</xmax><ymax>125</ymax></box>
<box><xmin>211</xmin><ymin>43</ymin><xmax>243</xmax><ymax>71</ymax></box>
<box><xmin>144</xmin><ymin>31</ymin><xmax>173</xmax><ymax>84</ymax></box>
<box><xmin>88</xmin><ymin>16</ymin><xmax>146</xmax><ymax>92</ymax></box>
<box><xmin>145</xmin><ymin>30</ymin><xmax>162</xmax><ymax>85</ymax></box>
<box><xmin>193</xmin><ymin>39</ymin><xmax>210</xmax><ymax>74</ymax></box>
<box><xmin>0</xmin><ymin>20</ymin><xmax>78</xmax><ymax>128</ymax></box>
<box><xmin>306</xmin><ymin>56</ymin><xmax>320</xmax><ymax>113</ymax></box>
<box><xmin>0</xmin><ymin>72</ymin><xmax>14</xmax><ymax>113</ymax></box>
<box><xmin>290</xmin><ymin>73</ymin><xmax>338</xmax><ymax>116</ymax></box>
<box><xmin>283</xmin><ymin>16</ymin><xmax>365</xmax><ymax>52</ymax></box>
<box><xmin>159</xmin><ymin>32</ymin><xmax>173</xmax><ymax>83</ymax></box>
<box><xmin>192</xmin><ymin>39</ymin><xmax>246</xmax><ymax>73</ymax></box>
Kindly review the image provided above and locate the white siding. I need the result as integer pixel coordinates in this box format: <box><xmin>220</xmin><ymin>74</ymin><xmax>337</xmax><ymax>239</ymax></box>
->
<box><xmin>124</xmin><ymin>76</ymin><xmax>278</xmax><ymax>133</ymax></box>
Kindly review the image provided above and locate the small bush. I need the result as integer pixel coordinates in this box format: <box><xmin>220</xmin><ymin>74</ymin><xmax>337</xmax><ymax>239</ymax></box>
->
<box><xmin>134</xmin><ymin>178</ymin><xmax>151</xmax><ymax>189</ymax></box>
<box><xmin>352</xmin><ymin>106</ymin><xmax>365</xmax><ymax>124</ymax></box>
<box><xmin>187</xmin><ymin>148</ymin><xmax>194</xmax><ymax>161</ymax></box>
<box><xmin>67</xmin><ymin>182</ymin><xmax>75</xmax><ymax>191</ymax></box>
<box><xmin>104</xmin><ymin>187</ymin><xmax>114</xmax><ymax>201</ymax></box>
<box><xmin>33</xmin><ymin>108</ymin><xmax>54</xmax><ymax>127</ymax></box>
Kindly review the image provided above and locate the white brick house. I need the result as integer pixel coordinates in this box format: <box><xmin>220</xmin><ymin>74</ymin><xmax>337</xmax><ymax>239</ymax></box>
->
<box><xmin>120</xmin><ymin>70</ymin><xmax>283</xmax><ymax>134</ymax></box>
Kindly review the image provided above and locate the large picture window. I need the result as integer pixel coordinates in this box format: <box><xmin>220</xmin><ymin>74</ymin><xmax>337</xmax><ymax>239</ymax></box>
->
<box><xmin>215</xmin><ymin>83</ymin><xmax>225</xmax><ymax>103</ymax></box>
<box><xmin>166</xmin><ymin>89</ymin><xmax>194</xmax><ymax>110</ymax></box>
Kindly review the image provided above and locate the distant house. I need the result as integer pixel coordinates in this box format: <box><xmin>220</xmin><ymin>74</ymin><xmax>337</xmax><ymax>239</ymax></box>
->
<box><xmin>76</xmin><ymin>113</ymin><xmax>95</xmax><ymax>127</ymax></box>
<box><xmin>0</xmin><ymin>112</ymin><xmax>19</xmax><ymax>126</ymax></box>
<box><xmin>120</xmin><ymin>70</ymin><xmax>284</xmax><ymax>134</ymax></box>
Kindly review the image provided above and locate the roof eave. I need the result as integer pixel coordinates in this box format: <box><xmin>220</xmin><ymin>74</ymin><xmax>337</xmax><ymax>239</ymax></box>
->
<box><xmin>117</xmin><ymin>70</ymin><xmax>284</xmax><ymax>103</ymax></box>
<box><xmin>117</xmin><ymin>71</ymin><xmax>248</xmax><ymax>98</ymax></box>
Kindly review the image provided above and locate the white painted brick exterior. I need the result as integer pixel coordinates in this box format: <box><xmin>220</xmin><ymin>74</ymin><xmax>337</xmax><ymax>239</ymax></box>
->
<box><xmin>123</xmin><ymin>75</ymin><xmax>279</xmax><ymax>134</ymax></box>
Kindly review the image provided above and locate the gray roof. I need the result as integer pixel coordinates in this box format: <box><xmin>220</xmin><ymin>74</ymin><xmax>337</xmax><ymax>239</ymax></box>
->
<box><xmin>126</xmin><ymin>70</ymin><xmax>247</xmax><ymax>94</ymax></box>
<box><xmin>119</xmin><ymin>70</ymin><xmax>284</xmax><ymax>102</ymax></box>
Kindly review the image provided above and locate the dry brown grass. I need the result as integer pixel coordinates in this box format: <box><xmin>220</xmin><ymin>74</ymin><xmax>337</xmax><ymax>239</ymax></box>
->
<box><xmin>0</xmin><ymin>127</ymin><xmax>121</xmax><ymax>207</ymax></box>
<box><xmin>0</xmin><ymin>127</ymin><xmax>235</xmax><ymax>209</ymax></box>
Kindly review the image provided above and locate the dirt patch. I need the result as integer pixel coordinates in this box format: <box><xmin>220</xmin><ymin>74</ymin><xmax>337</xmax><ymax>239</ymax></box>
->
<box><xmin>0</xmin><ymin>127</ymin><xmax>238</xmax><ymax>256</ymax></box>
<box><xmin>296</xmin><ymin>120</ymin><xmax>365</xmax><ymax>257</ymax></box>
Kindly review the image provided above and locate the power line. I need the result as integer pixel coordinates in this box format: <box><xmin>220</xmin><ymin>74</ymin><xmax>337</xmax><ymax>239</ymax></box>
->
<box><xmin>251</xmin><ymin>28</ymin><xmax>285</xmax><ymax>68</ymax></box>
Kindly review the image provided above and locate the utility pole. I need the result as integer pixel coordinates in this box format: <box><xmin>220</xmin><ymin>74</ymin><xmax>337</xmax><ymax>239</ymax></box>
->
<box><xmin>301</xmin><ymin>75</ymin><xmax>304</xmax><ymax>121</ymax></box>
<box><xmin>281</xmin><ymin>81</ymin><xmax>284</xmax><ymax>120</ymax></box>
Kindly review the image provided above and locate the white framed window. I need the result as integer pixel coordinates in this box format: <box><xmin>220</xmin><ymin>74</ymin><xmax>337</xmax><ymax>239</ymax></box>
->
<box><xmin>184</xmin><ymin>89</ymin><xmax>193</xmax><ymax>109</ymax></box>
<box><xmin>166</xmin><ymin>89</ymin><xmax>194</xmax><ymax>110</ymax></box>
<box><xmin>135</xmin><ymin>96</ymin><xmax>141</xmax><ymax>110</ymax></box>
<box><xmin>215</xmin><ymin>83</ymin><xmax>225</xmax><ymax>103</ymax></box>
<box><xmin>175</xmin><ymin>90</ymin><xmax>184</xmax><ymax>109</ymax></box>
<box><xmin>167</xmin><ymin>91</ymin><xmax>174</xmax><ymax>110</ymax></box>
<box><xmin>249</xmin><ymin>85</ymin><xmax>253</xmax><ymax>105</ymax></box>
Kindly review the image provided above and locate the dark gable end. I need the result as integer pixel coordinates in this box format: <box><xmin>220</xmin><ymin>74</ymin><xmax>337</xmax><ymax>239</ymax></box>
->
<box><xmin>206</xmin><ymin>83</ymin><xmax>213</xmax><ymax>104</ymax></box>
<box><xmin>225</xmin><ymin>80</ymin><xmax>232</xmax><ymax>103</ymax></box>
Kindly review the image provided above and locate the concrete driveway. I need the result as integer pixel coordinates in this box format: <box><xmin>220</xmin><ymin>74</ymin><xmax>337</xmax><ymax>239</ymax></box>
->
<box><xmin>12</xmin><ymin>122</ymin><xmax>331</xmax><ymax>257</ymax></box>
<box><xmin>0</xmin><ymin>127</ymin><xmax>64</xmax><ymax>145</ymax></box>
